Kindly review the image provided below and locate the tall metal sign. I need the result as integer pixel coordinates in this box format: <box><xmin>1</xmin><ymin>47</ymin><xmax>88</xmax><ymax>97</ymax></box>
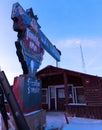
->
<box><xmin>11</xmin><ymin>2</ymin><xmax>61</xmax><ymax>112</ymax></box>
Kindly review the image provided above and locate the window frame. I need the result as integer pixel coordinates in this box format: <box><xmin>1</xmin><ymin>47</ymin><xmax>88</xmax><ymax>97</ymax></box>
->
<box><xmin>41</xmin><ymin>88</ymin><xmax>48</xmax><ymax>104</ymax></box>
<box><xmin>68</xmin><ymin>84</ymin><xmax>86</xmax><ymax>105</ymax></box>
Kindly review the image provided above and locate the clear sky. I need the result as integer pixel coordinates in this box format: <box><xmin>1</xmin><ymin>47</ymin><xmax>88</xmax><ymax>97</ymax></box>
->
<box><xmin>0</xmin><ymin>0</ymin><xmax>102</xmax><ymax>84</ymax></box>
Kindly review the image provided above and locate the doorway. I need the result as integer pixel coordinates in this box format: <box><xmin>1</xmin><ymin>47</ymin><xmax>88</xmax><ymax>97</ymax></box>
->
<box><xmin>48</xmin><ymin>85</ymin><xmax>65</xmax><ymax>111</ymax></box>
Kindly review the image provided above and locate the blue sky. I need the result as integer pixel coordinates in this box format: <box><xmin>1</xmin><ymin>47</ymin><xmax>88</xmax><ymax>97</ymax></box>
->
<box><xmin>0</xmin><ymin>0</ymin><xmax>102</xmax><ymax>84</ymax></box>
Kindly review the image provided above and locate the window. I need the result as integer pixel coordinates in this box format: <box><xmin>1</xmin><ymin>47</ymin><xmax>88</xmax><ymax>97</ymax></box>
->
<box><xmin>58</xmin><ymin>89</ymin><xmax>65</xmax><ymax>98</ymax></box>
<box><xmin>68</xmin><ymin>85</ymin><xmax>85</xmax><ymax>104</ymax></box>
<box><xmin>41</xmin><ymin>88</ymin><xmax>48</xmax><ymax>104</ymax></box>
<box><xmin>68</xmin><ymin>85</ymin><xmax>74</xmax><ymax>103</ymax></box>
<box><xmin>50</xmin><ymin>87</ymin><xmax>55</xmax><ymax>98</ymax></box>
<box><xmin>74</xmin><ymin>87</ymin><xmax>85</xmax><ymax>103</ymax></box>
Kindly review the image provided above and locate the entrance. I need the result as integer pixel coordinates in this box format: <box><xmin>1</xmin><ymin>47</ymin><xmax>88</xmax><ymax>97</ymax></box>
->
<box><xmin>56</xmin><ymin>88</ymin><xmax>65</xmax><ymax>111</ymax></box>
<box><xmin>48</xmin><ymin>85</ymin><xmax>65</xmax><ymax>111</ymax></box>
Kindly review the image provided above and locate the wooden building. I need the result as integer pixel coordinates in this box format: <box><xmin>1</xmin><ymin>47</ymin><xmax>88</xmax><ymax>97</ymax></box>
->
<box><xmin>37</xmin><ymin>65</ymin><xmax>102</xmax><ymax>119</ymax></box>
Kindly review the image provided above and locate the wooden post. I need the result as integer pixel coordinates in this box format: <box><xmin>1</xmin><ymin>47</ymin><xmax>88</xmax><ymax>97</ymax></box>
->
<box><xmin>64</xmin><ymin>112</ymin><xmax>69</xmax><ymax>124</ymax></box>
<box><xmin>63</xmin><ymin>72</ymin><xmax>68</xmax><ymax>104</ymax></box>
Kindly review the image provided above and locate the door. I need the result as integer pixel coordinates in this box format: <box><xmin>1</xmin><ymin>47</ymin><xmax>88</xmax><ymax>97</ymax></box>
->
<box><xmin>56</xmin><ymin>88</ymin><xmax>65</xmax><ymax>111</ymax></box>
<box><xmin>48</xmin><ymin>86</ymin><xmax>65</xmax><ymax>111</ymax></box>
<box><xmin>49</xmin><ymin>87</ymin><xmax>56</xmax><ymax>110</ymax></box>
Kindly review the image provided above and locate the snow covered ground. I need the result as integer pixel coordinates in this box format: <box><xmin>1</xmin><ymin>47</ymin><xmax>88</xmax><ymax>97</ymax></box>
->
<box><xmin>1</xmin><ymin>111</ymin><xmax>102</xmax><ymax>130</ymax></box>
<box><xmin>63</xmin><ymin>117</ymin><xmax>102</xmax><ymax>130</ymax></box>
<box><xmin>45</xmin><ymin>112</ymin><xmax>66</xmax><ymax>130</ymax></box>
<box><xmin>45</xmin><ymin>112</ymin><xmax>102</xmax><ymax>130</ymax></box>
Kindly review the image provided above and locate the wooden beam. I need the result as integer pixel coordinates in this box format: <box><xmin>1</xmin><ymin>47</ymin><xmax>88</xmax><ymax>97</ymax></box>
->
<box><xmin>63</xmin><ymin>72</ymin><xmax>68</xmax><ymax>104</ymax></box>
<box><xmin>38</xmin><ymin>72</ymin><xmax>63</xmax><ymax>77</ymax></box>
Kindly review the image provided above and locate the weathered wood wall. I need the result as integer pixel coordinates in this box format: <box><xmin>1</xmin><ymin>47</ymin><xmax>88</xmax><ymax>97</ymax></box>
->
<box><xmin>65</xmin><ymin>105</ymin><xmax>102</xmax><ymax>119</ymax></box>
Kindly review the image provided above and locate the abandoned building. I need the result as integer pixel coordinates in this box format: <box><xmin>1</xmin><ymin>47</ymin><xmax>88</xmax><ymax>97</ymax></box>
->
<box><xmin>37</xmin><ymin>65</ymin><xmax>102</xmax><ymax>119</ymax></box>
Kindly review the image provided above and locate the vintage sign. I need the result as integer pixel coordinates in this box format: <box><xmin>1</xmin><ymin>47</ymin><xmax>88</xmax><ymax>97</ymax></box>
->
<box><xmin>11</xmin><ymin>2</ymin><xmax>61</xmax><ymax>113</ymax></box>
<box><xmin>11</xmin><ymin>3</ymin><xmax>61</xmax><ymax>74</ymax></box>
<box><xmin>11</xmin><ymin>2</ymin><xmax>44</xmax><ymax>75</ymax></box>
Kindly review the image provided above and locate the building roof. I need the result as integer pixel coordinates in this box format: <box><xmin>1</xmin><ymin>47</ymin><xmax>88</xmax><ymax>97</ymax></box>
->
<box><xmin>37</xmin><ymin>65</ymin><xmax>101</xmax><ymax>78</ymax></box>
